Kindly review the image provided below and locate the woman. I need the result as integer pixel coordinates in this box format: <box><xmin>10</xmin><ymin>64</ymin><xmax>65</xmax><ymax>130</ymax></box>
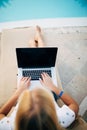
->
<box><xmin>0</xmin><ymin>26</ymin><xmax>79</xmax><ymax>130</ymax></box>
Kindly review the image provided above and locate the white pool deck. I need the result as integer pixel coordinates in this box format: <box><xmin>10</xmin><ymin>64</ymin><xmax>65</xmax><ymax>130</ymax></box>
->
<box><xmin>0</xmin><ymin>17</ymin><xmax>87</xmax><ymax>32</ymax></box>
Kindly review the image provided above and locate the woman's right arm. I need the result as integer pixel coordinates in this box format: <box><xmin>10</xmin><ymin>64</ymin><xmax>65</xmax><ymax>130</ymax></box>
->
<box><xmin>0</xmin><ymin>77</ymin><xmax>31</xmax><ymax>117</ymax></box>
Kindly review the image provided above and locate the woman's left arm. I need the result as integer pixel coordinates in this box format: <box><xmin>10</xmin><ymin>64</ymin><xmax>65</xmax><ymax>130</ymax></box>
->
<box><xmin>0</xmin><ymin>77</ymin><xmax>31</xmax><ymax>116</ymax></box>
<box><xmin>40</xmin><ymin>73</ymin><xmax>79</xmax><ymax>115</ymax></box>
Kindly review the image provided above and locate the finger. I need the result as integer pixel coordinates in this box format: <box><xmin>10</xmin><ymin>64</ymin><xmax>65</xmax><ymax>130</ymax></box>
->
<box><xmin>43</xmin><ymin>72</ymin><xmax>47</xmax><ymax>77</ymax></box>
<box><xmin>24</xmin><ymin>77</ymin><xmax>31</xmax><ymax>80</ymax></box>
<box><xmin>43</xmin><ymin>72</ymin><xmax>50</xmax><ymax>78</ymax></box>
<box><xmin>24</xmin><ymin>77</ymin><xmax>31</xmax><ymax>83</ymax></box>
<box><xmin>21</xmin><ymin>77</ymin><xmax>25</xmax><ymax>80</ymax></box>
<box><xmin>29</xmin><ymin>76</ymin><xmax>31</xmax><ymax>81</ymax></box>
<box><xmin>43</xmin><ymin>72</ymin><xmax>48</xmax><ymax>77</ymax></box>
<box><xmin>26</xmin><ymin>77</ymin><xmax>30</xmax><ymax>80</ymax></box>
<box><xmin>22</xmin><ymin>77</ymin><xmax>27</xmax><ymax>81</ymax></box>
<box><xmin>39</xmin><ymin>78</ymin><xmax>44</xmax><ymax>85</ymax></box>
<box><xmin>27</xmin><ymin>77</ymin><xmax>31</xmax><ymax>83</ymax></box>
<box><xmin>45</xmin><ymin>72</ymin><xmax>49</xmax><ymax>77</ymax></box>
<box><xmin>41</xmin><ymin>73</ymin><xmax>44</xmax><ymax>80</ymax></box>
<box><xmin>26</xmin><ymin>79</ymin><xmax>31</xmax><ymax>86</ymax></box>
<box><xmin>25</xmin><ymin>78</ymin><xmax>31</xmax><ymax>87</ymax></box>
<box><xmin>23</xmin><ymin>77</ymin><xmax>27</xmax><ymax>82</ymax></box>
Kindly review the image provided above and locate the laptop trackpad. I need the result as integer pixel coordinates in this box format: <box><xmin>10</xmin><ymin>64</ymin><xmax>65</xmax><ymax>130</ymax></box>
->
<box><xmin>29</xmin><ymin>81</ymin><xmax>42</xmax><ymax>90</ymax></box>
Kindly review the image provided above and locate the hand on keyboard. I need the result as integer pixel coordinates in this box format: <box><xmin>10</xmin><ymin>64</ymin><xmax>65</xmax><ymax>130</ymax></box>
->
<box><xmin>39</xmin><ymin>72</ymin><xmax>55</xmax><ymax>91</ymax></box>
<box><xmin>17</xmin><ymin>77</ymin><xmax>31</xmax><ymax>95</ymax></box>
<box><xmin>23</xmin><ymin>70</ymin><xmax>51</xmax><ymax>80</ymax></box>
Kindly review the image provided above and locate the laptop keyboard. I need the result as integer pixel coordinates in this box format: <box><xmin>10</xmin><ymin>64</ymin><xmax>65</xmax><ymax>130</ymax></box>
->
<box><xmin>22</xmin><ymin>69</ymin><xmax>52</xmax><ymax>80</ymax></box>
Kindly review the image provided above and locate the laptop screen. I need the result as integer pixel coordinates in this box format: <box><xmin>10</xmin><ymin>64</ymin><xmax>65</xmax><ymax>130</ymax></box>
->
<box><xmin>16</xmin><ymin>47</ymin><xmax>58</xmax><ymax>68</ymax></box>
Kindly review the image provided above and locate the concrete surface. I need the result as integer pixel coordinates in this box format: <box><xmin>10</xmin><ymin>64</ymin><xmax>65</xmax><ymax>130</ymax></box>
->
<box><xmin>43</xmin><ymin>27</ymin><xmax>87</xmax><ymax>105</ymax></box>
<box><xmin>0</xmin><ymin>26</ymin><xmax>87</xmax><ymax>116</ymax></box>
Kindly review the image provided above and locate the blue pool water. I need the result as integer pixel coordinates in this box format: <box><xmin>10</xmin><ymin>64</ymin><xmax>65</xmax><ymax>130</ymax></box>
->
<box><xmin>0</xmin><ymin>0</ymin><xmax>87</xmax><ymax>23</ymax></box>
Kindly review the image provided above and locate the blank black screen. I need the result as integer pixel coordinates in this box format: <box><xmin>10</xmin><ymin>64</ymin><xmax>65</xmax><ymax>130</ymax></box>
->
<box><xmin>16</xmin><ymin>47</ymin><xmax>58</xmax><ymax>68</ymax></box>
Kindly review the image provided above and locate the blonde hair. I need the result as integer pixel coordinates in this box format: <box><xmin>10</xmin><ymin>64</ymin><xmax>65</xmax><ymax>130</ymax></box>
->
<box><xmin>15</xmin><ymin>89</ymin><xmax>65</xmax><ymax>130</ymax></box>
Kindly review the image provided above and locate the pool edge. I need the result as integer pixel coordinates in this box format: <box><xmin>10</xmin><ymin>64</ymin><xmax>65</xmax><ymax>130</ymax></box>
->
<box><xmin>0</xmin><ymin>17</ymin><xmax>87</xmax><ymax>32</ymax></box>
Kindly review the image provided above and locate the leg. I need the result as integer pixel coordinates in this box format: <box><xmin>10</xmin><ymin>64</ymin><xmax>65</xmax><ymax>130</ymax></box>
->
<box><xmin>29</xmin><ymin>26</ymin><xmax>45</xmax><ymax>48</ymax></box>
<box><xmin>34</xmin><ymin>26</ymin><xmax>45</xmax><ymax>47</ymax></box>
<box><xmin>29</xmin><ymin>39</ymin><xmax>38</xmax><ymax>48</ymax></box>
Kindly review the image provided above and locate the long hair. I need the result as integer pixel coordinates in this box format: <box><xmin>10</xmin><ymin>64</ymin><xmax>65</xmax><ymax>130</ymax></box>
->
<box><xmin>15</xmin><ymin>88</ymin><xmax>65</xmax><ymax>130</ymax></box>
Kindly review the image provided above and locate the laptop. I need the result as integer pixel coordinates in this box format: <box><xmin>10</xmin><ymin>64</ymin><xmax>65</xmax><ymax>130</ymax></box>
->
<box><xmin>16</xmin><ymin>47</ymin><xmax>58</xmax><ymax>90</ymax></box>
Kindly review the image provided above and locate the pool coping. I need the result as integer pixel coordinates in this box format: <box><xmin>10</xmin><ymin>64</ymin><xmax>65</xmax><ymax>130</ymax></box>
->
<box><xmin>0</xmin><ymin>17</ymin><xmax>87</xmax><ymax>32</ymax></box>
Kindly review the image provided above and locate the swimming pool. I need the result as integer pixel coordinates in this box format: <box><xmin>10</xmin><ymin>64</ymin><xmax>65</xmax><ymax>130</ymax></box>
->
<box><xmin>0</xmin><ymin>0</ymin><xmax>87</xmax><ymax>31</ymax></box>
<box><xmin>0</xmin><ymin>0</ymin><xmax>87</xmax><ymax>22</ymax></box>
